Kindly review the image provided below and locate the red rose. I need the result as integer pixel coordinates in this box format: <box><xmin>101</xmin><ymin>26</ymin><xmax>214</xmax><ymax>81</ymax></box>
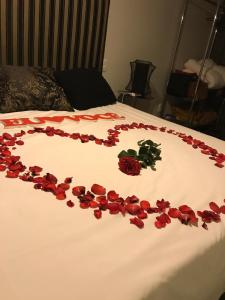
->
<box><xmin>118</xmin><ymin>156</ymin><xmax>141</xmax><ymax>176</ymax></box>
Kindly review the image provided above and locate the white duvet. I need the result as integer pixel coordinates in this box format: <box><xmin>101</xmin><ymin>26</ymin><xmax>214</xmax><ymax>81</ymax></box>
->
<box><xmin>0</xmin><ymin>103</ymin><xmax>225</xmax><ymax>300</ymax></box>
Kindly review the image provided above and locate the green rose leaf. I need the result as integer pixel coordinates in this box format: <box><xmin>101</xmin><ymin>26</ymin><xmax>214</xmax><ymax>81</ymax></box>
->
<box><xmin>127</xmin><ymin>149</ymin><xmax>137</xmax><ymax>157</ymax></box>
<box><xmin>118</xmin><ymin>150</ymin><xmax>128</xmax><ymax>158</ymax></box>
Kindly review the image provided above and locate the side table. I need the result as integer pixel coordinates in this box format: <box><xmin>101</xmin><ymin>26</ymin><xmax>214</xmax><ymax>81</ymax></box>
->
<box><xmin>118</xmin><ymin>91</ymin><xmax>157</xmax><ymax>115</ymax></box>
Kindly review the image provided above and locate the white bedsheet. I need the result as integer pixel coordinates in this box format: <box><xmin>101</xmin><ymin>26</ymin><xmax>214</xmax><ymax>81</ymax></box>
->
<box><xmin>0</xmin><ymin>103</ymin><xmax>225</xmax><ymax>300</ymax></box>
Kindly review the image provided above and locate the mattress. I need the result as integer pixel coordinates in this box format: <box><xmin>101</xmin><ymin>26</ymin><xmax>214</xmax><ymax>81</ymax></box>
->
<box><xmin>0</xmin><ymin>102</ymin><xmax>225</xmax><ymax>300</ymax></box>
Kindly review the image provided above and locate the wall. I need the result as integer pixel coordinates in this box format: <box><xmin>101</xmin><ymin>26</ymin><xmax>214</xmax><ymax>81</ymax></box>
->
<box><xmin>103</xmin><ymin>0</ymin><xmax>185</xmax><ymax>111</ymax></box>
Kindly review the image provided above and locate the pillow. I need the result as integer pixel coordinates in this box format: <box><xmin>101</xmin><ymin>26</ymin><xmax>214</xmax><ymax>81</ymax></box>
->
<box><xmin>54</xmin><ymin>68</ymin><xmax>116</xmax><ymax>110</ymax></box>
<box><xmin>0</xmin><ymin>66</ymin><xmax>74</xmax><ymax>113</ymax></box>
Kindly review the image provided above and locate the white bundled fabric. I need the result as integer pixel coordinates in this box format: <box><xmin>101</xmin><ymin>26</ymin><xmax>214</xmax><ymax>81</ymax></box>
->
<box><xmin>184</xmin><ymin>58</ymin><xmax>225</xmax><ymax>89</ymax></box>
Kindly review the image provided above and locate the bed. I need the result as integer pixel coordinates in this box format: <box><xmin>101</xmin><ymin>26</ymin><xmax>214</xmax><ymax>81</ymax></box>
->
<box><xmin>0</xmin><ymin>69</ymin><xmax>225</xmax><ymax>300</ymax></box>
<box><xmin>1</xmin><ymin>1</ymin><xmax>225</xmax><ymax>298</ymax></box>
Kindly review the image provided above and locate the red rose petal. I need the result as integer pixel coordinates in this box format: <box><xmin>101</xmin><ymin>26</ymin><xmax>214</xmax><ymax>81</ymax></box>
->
<box><xmin>14</xmin><ymin>130</ymin><xmax>25</xmax><ymax>137</ymax></box>
<box><xmin>179</xmin><ymin>205</ymin><xmax>192</xmax><ymax>214</ymax></box>
<box><xmin>80</xmin><ymin>135</ymin><xmax>89</xmax><ymax>143</ymax></box>
<box><xmin>29</xmin><ymin>166</ymin><xmax>43</xmax><ymax>174</ymax></box>
<box><xmin>16</xmin><ymin>140</ymin><xmax>24</xmax><ymax>145</ymax></box>
<box><xmin>209</xmin><ymin>201</ymin><xmax>220</xmax><ymax>214</ymax></box>
<box><xmin>0</xmin><ymin>165</ymin><xmax>6</xmax><ymax>171</ymax></box>
<box><xmin>137</xmin><ymin>211</ymin><xmax>148</xmax><ymax>219</ymax></box>
<box><xmin>6</xmin><ymin>171</ymin><xmax>19</xmax><ymax>178</ymax></box>
<box><xmin>5</xmin><ymin>140</ymin><xmax>15</xmax><ymax>146</ymax></box>
<box><xmin>189</xmin><ymin>216</ymin><xmax>198</xmax><ymax>225</ymax></box>
<box><xmin>154</xmin><ymin>220</ymin><xmax>166</xmax><ymax>229</ymax></box>
<box><xmin>202</xmin><ymin>222</ymin><xmax>208</xmax><ymax>230</ymax></box>
<box><xmin>33</xmin><ymin>177</ymin><xmax>46</xmax><ymax>184</ymax></box>
<box><xmin>95</xmin><ymin>139</ymin><xmax>103</xmax><ymax>145</ymax></box>
<box><xmin>44</xmin><ymin>173</ymin><xmax>58</xmax><ymax>184</ymax></box>
<box><xmin>43</xmin><ymin>183</ymin><xmax>57</xmax><ymax>193</ymax></box>
<box><xmin>157</xmin><ymin>213</ymin><xmax>171</xmax><ymax>225</ymax></box>
<box><xmin>91</xmin><ymin>184</ymin><xmax>106</xmax><ymax>195</ymax></box>
<box><xmin>19</xmin><ymin>173</ymin><xmax>33</xmax><ymax>182</ymax></box>
<box><xmin>89</xmin><ymin>200</ymin><xmax>99</xmax><ymax>208</ymax></box>
<box><xmin>156</xmin><ymin>199</ymin><xmax>170</xmax><ymax>211</ymax></box>
<box><xmin>107</xmin><ymin>190</ymin><xmax>119</xmax><ymax>201</ymax></box>
<box><xmin>2</xmin><ymin>150</ymin><xmax>11</xmax><ymax>156</ymax></box>
<box><xmin>198</xmin><ymin>210</ymin><xmax>221</xmax><ymax>223</ymax></box>
<box><xmin>130</xmin><ymin>217</ymin><xmax>144</xmax><ymax>229</ymax></box>
<box><xmin>57</xmin><ymin>183</ymin><xmax>70</xmax><ymax>191</ymax></box>
<box><xmin>96</xmin><ymin>195</ymin><xmax>106</xmax><ymax>202</ymax></box>
<box><xmin>98</xmin><ymin>197</ymin><xmax>108</xmax><ymax>210</ymax></box>
<box><xmin>147</xmin><ymin>207</ymin><xmax>160</xmax><ymax>214</ymax></box>
<box><xmin>119</xmin><ymin>205</ymin><xmax>126</xmax><ymax>216</ymax></box>
<box><xmin>215</xmin><ymin>163</ymin><xmax>224</xmax><ymax>168</ymax></box>
<box><xmin>201</xmin><ymin>150</ymin><xmax>210</xmax><ymax>155</ymax></box>
<box><xmin>9</xmin><ymin>162</ymin><xmax>25</xmax><ymax>171</ymax></box>
<box><xmin>220</xmin><ymin>205</ymin><xmax>225</xmax><ymax>214</ymax></box>
<box><xmin>94</xmin><ymin>209</ymin><xmax>102</xmax><ymax>219</ymax></box>
<box><xmin>72</xmin><ymin>186</ymin><xmax>85</xmax><ymax>196</ymax></box>
<box><xmin>56</xmin><ymin>193</ymin><xmax>66</xmax><ymax>200</ymax></box>
<box><xmin>125</xmin><ymin>204</ymin><xmax>141</xmax><ymax>215</ymax></box>
<box><xmin>125</xmin><ymin>195</ymin><xmax>139</xmax><ymax>204</ymax></box>
<box><xmin>64</xmin><ymin>177</ymin><xmax>72</xmax><ymax>184</ymax></box>
<box><xmin>140</xmin><ymin>200</ymin><xmax>150</xmax><ymax>210</ymax></box>
<box><xmin>82</xmin><ymin>191</ymin><xmax>94</xmax><ymax>202</ymax></box>
<box><xmin>34</xmin><ymin>183</ymin><xmax>42</xmax><ymax>189</ymax></box>
<box><xmin>66</xmin><ymin>200</ymin><xmax>74</xmax><ymax>207</ymax></box>
<box><xmin>107</xmin><ymin>202</ymin><xmax>120</xmax><ymax>214</ymax></box>
<box><xmin>80</xmin><ymin>202</ymin><xmax>90</xmax><ymax>209</ymax></box>
<box><xmin>3</xmin><ymin>133</ymin><xmax>13</xmax><ymax>140</ymax></box>
<box><xmin>168</xmin><ymin>208</ymin><xmax>181</xmax><ymax>218</ymax></box>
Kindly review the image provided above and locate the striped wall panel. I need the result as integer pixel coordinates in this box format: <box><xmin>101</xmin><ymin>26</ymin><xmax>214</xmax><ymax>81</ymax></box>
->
<box><xmin>0</xmin><ymin>0</ymin><xmax>110</xmax><ymax>70</ymax></box>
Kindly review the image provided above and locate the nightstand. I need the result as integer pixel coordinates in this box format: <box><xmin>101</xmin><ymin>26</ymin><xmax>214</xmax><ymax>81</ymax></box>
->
<box><xmin>118</xmin><ymin>91</ymin><xmax>157</xmax><ymax>114</ymax></box>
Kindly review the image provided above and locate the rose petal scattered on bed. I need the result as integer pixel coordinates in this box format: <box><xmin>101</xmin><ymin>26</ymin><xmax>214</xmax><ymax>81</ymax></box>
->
<box><xmin>91</xmin><ymin>184</ymin><xmax>106</xmax><ymax>195</ymax></box>
<box><xmin>130</xmin><ymin>217</ymin><xmax>144</xmax><ymax>229</ymax></box>
<box><xmin>72</xmin><ymin>186</ymin><xmax>86</xmax><ymax>196</ymax></box>
<box><xmin>140</xmin><ymin>200</ymin><xmax>151</xmax><ymax>210</ymax></box>
<box><xmin>94</xmin><ymin>209</ymin><xmax>102</xmax><ymax>219</ymax></box>
<box><xmin>107</xmin><ymin>190</ymin><xmax>119</xmax><ymax>202</ymax></box>
<box><xmin>66</xmin><ymin>200</ymin><xmax>74</xmax><ymax>208</ymax></box>
<box><xmin>64</xmin><ymin>177</ymin><xmax>73</xmax><ymax>184</ymax></box>
<box><xmin>209</xmin><ymin>201</ymin><xmax>221</xmax><ymax>214</ymax></box>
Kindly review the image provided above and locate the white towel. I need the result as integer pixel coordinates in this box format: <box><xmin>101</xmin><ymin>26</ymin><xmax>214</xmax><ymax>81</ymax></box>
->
<box><xmin>198</xmin><ymin>58</ymin><xmax>215</xmax><ymax>70</ymax></box>
<box><xmin>184</xmin><ymin>59</ymin><xmax>225</xmax><ymax>89</ymax></box>
<box><xmin>205</xmin><ymin>69</ymin><xmax>225</xmax><ymax>89</ymax></box>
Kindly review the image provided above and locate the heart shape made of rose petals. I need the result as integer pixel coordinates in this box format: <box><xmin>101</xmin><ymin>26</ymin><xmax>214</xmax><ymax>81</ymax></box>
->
<box><xmin>0</xmin><ymin>122</ymin><xmax>225</xmax><ymax>230</ymax></box>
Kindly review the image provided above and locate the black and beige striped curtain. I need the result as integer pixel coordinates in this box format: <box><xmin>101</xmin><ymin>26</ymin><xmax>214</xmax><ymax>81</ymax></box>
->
<box><xmin>0</xmin><ymin>0</ymin><xmax>110</xmax><ymax>70</ymax></box>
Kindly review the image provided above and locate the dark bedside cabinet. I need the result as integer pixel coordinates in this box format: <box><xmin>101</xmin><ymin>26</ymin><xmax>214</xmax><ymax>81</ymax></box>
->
<box><xmin>118</xmin><ymin>91</ymin><xmax>159</xmax><ymax>115</ymax></box>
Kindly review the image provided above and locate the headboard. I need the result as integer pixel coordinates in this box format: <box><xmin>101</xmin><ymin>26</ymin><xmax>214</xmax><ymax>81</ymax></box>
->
<box><xmin>0</xmin><ymin>0</ymin><xmax>110</xmax><ymax>71</ymax></box>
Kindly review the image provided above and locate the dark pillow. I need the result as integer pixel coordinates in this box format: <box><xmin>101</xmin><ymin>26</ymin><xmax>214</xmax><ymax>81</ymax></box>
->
<box><xmin>54</xmin><ymin>68</ymin><xmax>116</xmax><ymax>110</ymax></box>
<box><xmin>0</xmin><ymin>66</ymin><xmax>74</xmax><ymax>113</ymax></box>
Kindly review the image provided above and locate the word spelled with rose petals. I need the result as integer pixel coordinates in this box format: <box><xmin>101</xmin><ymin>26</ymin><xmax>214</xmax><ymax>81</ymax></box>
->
<box><xmin>0</xmin><ymin>112</ymin><xmax>124</xmax><ymax>128</ymax></box>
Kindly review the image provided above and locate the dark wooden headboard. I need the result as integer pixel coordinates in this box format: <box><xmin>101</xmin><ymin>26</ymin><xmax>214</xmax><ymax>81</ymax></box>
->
<box><xmin>0</xmin><ymin>0</ymin><xmax>110</xmax><ymax>70</ymax></box>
